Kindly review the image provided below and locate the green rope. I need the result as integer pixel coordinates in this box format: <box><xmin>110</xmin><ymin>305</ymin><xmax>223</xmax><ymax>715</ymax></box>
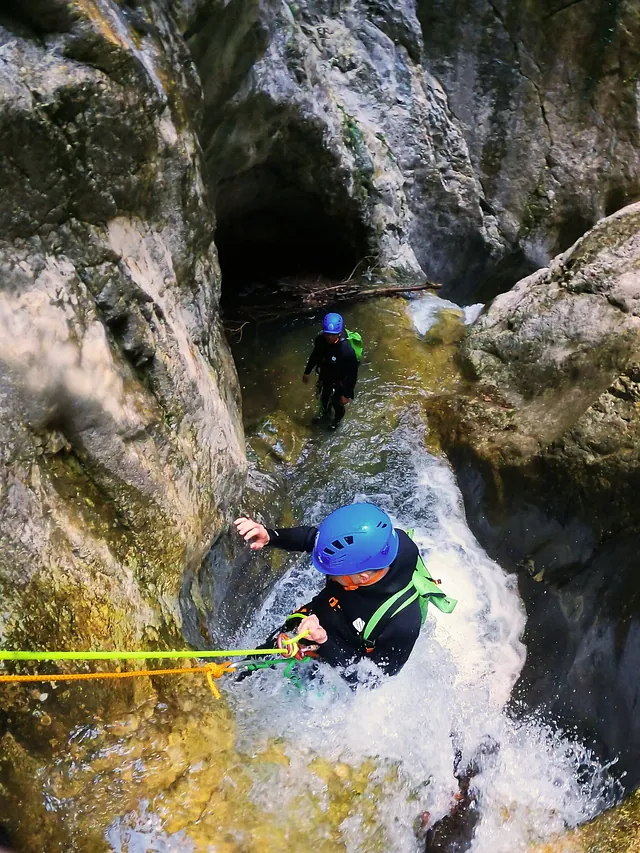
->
<box><xmin>0</xmin><ymin>649</ymin><xmax>282</xmax><ymax>662</ymax></box>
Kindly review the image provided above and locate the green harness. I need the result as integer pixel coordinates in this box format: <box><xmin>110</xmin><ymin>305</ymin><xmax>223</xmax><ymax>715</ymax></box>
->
<box><xmin>362</xmin><ymin>529</ymin><xmax>457</xmax><ymax>645</ymax></box>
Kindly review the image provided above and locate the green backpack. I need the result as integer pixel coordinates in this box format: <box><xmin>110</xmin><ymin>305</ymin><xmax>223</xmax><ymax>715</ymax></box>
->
<box><xmin>362</xmin><ymin>528</ymin><xmax>457</xmax><ymax>646</ymax></box>
<box><xmin>346</xmin><ymin>329</ymin><xmax>363</xmax><ymax>362</ymax></box>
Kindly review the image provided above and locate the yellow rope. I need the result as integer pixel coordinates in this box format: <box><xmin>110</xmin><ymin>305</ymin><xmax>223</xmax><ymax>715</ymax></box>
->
<box><xmin>0</xmin><ymin>631</ymin><xmax>310</xmax><ymax>700</ymax></box>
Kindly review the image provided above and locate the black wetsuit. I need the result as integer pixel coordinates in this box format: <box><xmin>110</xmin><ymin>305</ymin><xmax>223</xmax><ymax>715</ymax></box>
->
<box><xmin>304</xmin><ymin>332</ymin><xmax>359</xmax><ymax>424</ymax></box>
<box><xmin>265</xmin><ymin>526</ymin><xmax>421</xmax><ymax>676</ymax></box>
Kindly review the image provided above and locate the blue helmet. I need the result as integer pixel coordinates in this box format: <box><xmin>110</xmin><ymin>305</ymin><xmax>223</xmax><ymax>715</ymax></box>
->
<box><xmin>312</xmin><ymin>504</ymin><xmax>399</xmax><ymax>575</ymax></box>
<box><xmin>323</xmin><ymin>312</ymin><xmax>344</xmax><ymax>334</ymax></box>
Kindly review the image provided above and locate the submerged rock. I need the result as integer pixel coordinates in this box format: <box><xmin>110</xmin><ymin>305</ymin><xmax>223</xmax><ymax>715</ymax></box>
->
<box><xmin>428</xmin><ymin>202</ymin><xmax>640</xmax><ymax>785</ymax></box>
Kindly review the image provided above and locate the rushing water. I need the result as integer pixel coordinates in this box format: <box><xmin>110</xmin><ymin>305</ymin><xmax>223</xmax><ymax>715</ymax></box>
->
<box><xmin>17</xmin><ymin>295</ymin><xmax>620</xmax><ymax>853</ymax></box>
<box><xmin>220</xmin><ymin>296</ymin><xmax>619</xmax><ymax>853</ymax></box>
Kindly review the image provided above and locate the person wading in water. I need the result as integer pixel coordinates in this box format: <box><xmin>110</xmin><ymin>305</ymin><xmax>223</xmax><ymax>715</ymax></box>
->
<box><xmin>234</xmin><ymin>504</ymin><xmax>456</xmax><ymax>679</ymax></box>
<box><xmin>302</xmin><ymin>312</ymin><xmax>359</xmax><ymax>430</ymax></box>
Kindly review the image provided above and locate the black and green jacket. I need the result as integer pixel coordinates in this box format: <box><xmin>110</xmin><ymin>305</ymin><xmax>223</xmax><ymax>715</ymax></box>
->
<box><xmin>304</xmin><ymin>331</ymin><xmax>359</xmax><ymax>398</ymax></box>
<box><xmin>265</xmin><ymin>526</ymin><xmax>456</xmax><ymax>677</ymax></box>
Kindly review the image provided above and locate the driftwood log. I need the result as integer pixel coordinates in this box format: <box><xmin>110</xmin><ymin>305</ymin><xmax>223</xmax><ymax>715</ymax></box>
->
<box><xmin>224</xmin><ymin>274</ymin><xmax>442</xmax><ymax>335</ymax></box>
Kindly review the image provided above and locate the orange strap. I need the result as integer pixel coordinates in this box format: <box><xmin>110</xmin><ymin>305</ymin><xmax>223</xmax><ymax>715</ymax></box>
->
<box><xmin>0</xmin><ymin>661</ymin><xmax>234</xmax><ymax>700</ymax></box>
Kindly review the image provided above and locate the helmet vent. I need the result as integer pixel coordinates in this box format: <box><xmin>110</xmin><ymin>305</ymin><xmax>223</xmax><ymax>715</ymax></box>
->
<box><xmin>344</xmin><ymin>535</ymin><xmax>354</xmax><ymax>544</ymax></box>
<box><xmin>332</xmin><ymin>540</ymin><xmax>345</xmax><ymax>550</ymax></box>
<box><xmin>323</xmin><ymin>546</ymin><xmax>335</xmax><ymax>555</ymax></box>
<box><xmin>376</xmin><ymin>521</ymin><xmax>388</xmax><ymax>529</ymax></box>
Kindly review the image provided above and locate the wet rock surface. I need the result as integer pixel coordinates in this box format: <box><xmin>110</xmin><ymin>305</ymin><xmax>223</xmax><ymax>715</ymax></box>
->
<box><xmin>428</xmin><ymin>202</ymin><xmax>640</xmax><ymax>786</ymax></box>
<box><xmin>0</xmin><ymin>0</ymin><xmax>246</xmax><ymax>737</ymax></box>
<box><xmin>182</xmin><ymin>456</ymin><xmax>298</xmax><ymax>646</ymax></box>
<box><xmin>418</xmin><ymin>0</ymin><xmax>640</xmax><ymax>297</ymax></box>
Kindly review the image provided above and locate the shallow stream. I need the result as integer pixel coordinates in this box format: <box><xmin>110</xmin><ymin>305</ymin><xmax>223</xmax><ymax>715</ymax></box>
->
<box><xmin>3</xmin><ymin>295</ymin><xmax>622</xmax><ymax>853</ymax></box>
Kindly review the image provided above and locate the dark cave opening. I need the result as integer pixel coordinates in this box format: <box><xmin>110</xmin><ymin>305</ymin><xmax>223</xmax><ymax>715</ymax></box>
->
<box><xmin>0</xmin><ymin>0</ymin><xmax>75</xmax><ymax>36</ymax></box>
<box><xmin>217</xmin><ymin>182</ymin><xmax>369</xmax><ymax>320</ymax></box>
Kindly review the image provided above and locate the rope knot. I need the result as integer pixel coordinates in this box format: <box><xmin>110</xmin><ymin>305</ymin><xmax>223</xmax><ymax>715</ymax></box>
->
<box><xmin>204</xmin><ymin>661</ymin><xmax>233</xmax><ymax>699</ymax></box>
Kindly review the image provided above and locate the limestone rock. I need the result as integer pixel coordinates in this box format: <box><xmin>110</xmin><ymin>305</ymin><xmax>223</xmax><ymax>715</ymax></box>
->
<box><xmin>187</xmin><ymin>0</ymin><xmax>506</xmax><ymax>294</ymax></box>
<box><xmin>419</xmin><ymin>0</ymin><xmax>640</xmax><ymax>289</ymax></box>
<box><xmin>428</xmin><ymin>202</ymin><xmax>640</xmax><ymax>784</ymax></box>
<box><xmin>0</xmin><ymin>0</ymin><xmax>246</xmax><ymax>660</ymax></box>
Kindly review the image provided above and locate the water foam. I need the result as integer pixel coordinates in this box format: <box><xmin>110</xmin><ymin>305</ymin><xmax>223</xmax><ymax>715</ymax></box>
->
<box><xmin>105</xmin><ymin>295</ymin><xmax>619</xmax><ymax>851</ymax></box>
<box><xmin>226</xmin><ymin>296</ymin><xmax>619</xmax><ymax>852</ymax></box>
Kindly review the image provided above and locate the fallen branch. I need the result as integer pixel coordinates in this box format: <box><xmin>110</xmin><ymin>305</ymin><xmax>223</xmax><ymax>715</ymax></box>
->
<box><xmin>341</xmin><ymin>255</ymin><xmax>380</xmax><ymax>284</ymax></box>
<box><xmin>308</xmin><ymin>281</ymin><xmax>441</xmax><ymax>299</ymax></box>
<box><xmin>223</xmin><ymin>279</ymin><xmax>442</xmax><ymax>336</ymax></box>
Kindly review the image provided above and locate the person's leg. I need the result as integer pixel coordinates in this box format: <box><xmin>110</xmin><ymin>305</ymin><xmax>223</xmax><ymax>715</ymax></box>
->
<box><xmin>313</xmin><ymin>382</ymin><xmax>333</xmax><ymax>423</ymax></box>
<box><xmin>330</xmin><ymin>389</ymin><xmax>345</xmax><ymax>428</ymax></box>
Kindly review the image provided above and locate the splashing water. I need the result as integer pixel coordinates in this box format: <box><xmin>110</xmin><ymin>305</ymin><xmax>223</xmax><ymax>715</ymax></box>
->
<box><xmin>224</xmin><ymin>295</ymin><xmax>620</xmax><ymax>852</ymax></box>
<box><xmin>408</xmin><ymin>292</ymin><xmax>483</xmax><ymax>335</ymax></box>
<box><xmin>41</xmin><ymin>295</ymin><xmax>619</xmax><ymax>853</ymax></box>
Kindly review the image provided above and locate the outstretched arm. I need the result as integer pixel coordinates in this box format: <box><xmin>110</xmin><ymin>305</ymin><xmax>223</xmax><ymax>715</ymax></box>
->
<box><xmin>233</xmin><ymin>517</ymin><xmax>318</xmax><ymax>552</ymax></box>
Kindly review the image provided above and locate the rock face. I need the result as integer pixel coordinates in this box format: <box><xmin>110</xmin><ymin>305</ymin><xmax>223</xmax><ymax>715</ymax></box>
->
<box><xmin>182</xmin><ymin>457</ymin><xmax>297</xmax><ymax>646</ymax></box>
<box><xmin>0</xmin><ymin>0</ymin><xmax>246</xmax><ymax>661</ymax></box>
<box><xmin>187</xmin><ymin>0</ymin><xmax>507</xmax><ymax>295</ymax></box>
<box><xmin>418</xmin><ymin>0</ymin><xmax>640</xmax><ymax>293</ymax></box>
<box><xmin>428</xmin><ymin>202</ymin><xmax>640</xmax><ymax>785</ymax></box>
<box><xmin>180</xmin><ymin>0</ymin><xmax>640</xmax><ymax>302</ymax></box>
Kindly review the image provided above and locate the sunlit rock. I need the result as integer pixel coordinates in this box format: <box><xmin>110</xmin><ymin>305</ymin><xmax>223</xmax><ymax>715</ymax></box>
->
<box><xmin>0</xmin><ymin>3</ymin><xmax>245</xmax><ymax>671</ymax></box>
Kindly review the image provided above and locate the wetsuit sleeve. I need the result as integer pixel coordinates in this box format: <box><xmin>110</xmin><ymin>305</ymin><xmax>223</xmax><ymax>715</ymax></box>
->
<box><xmin>304</xmin><ymin>337</ymin><xmax>322</xmax><ymax>375</ymax></box>
<box><xmin>366</xmin><ymin>613</ymin><xmax>421</xmax><ymax>676</ymax></box>
<box><xmin>340</xmin><ymin>345</ymin><xmax>359</xmax><ymax>399</ymax></box>
<box><xmin>264</xmin><ymin>525</ymin><xmax>318</xmax><ymax>552</ymax></box>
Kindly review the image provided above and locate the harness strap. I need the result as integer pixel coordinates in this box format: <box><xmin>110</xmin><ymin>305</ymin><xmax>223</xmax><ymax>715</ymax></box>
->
<box><xmin>362</xmin><ymin>579</ymin><xmax>415</xmax><ymax>643</ymax></box>
<box><xmin>361</xmin><ymin>530</ymin><xmax>457</xmax><ymax>646</ymax></box>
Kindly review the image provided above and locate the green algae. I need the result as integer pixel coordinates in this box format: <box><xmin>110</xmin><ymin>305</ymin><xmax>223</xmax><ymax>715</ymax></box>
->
<box><xmin>1</xmin><ymin>676</ymin><xmax>391</xmax><ymax>853</ymax></box>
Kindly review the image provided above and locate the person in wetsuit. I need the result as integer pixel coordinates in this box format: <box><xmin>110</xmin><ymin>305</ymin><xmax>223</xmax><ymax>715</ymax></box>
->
<box><xmin>302</xmin><ymin>312</ymin><xmax>359</xmax><ymax>430</ymax></box>
<box><xmin>234</xmin><ymin>503</ymin><xmax>422</xmax><ymax>677</ymax></box>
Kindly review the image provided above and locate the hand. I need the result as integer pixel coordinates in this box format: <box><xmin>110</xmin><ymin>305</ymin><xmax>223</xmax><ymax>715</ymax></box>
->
<box><xmin>296</xmin><ymin>614</ymin><xmax>328</xmax><ymax>644</ymax></box>
<box><xmin>234</xmin><ymin>516</ymin><xmax>270</xmax><ymax>550</ymax></box>
<box><xmin>339</xmin><ymin>396</ymin><xmax>350</xmax><ymax>405</ymax></box>
<box><xmin>302</xmin><ymin>374</ymin><xmax>310</xmax><ymax>384</ymax></box>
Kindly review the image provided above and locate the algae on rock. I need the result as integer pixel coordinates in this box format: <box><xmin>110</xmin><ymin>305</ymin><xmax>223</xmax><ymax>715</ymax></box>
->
<box><xmin>0</xmin><ymin>0</ymin><xmax>246</xmax><ymax>751</ymax></box>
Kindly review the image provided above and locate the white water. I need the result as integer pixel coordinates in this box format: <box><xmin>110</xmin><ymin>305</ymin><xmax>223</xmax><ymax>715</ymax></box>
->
<box><xmin>408</xmin><ymin>293</ymin><xmax>484</xmax><ymax>334</ymax></box>
<box><xmin>226</xmin><ymin>295</ymin><xmax>619</xmax><ymax>852</ymax></box>
<box><xmin>106</xmin><ymin>295</ymin><xmax>619</xmax><ymax>852</ymax></box>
